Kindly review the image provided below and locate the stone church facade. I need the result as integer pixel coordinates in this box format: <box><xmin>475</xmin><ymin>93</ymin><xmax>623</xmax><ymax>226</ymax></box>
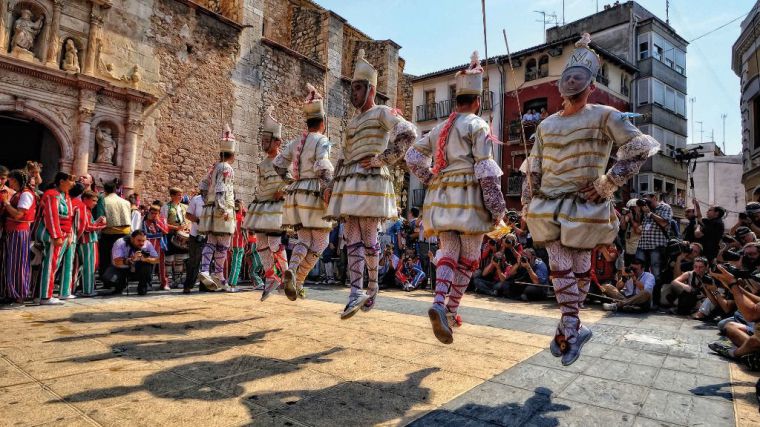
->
<box><xmin>0</xmin><ymin>0</ymin><xmax>413</xmax><ymax>203</ymax></box>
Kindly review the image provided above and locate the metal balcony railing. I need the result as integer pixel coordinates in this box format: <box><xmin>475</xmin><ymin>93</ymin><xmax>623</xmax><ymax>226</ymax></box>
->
<box><xmin>595</xmin><ymin>74</ymin><xmax>609</xmax><ymax>86</ymax></box>
<box><xmin>437</xmin><ymin>99</ymin><xmax>453</xmax><ymax>118</ymax></box>
<box><xmin>415</xmin><ymin>103</ymin><xmax>437</xmax><ymax>122</ymax></box>
<box><xmin>506</xmin><ymin>175</ymin><xmax>523</xmax><ymax>196</ymax></box>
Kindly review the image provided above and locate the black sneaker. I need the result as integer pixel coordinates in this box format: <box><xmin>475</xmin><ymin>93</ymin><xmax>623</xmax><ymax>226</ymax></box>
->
<box><xmin>708</xmin><ymin>341</ymin><xmax>735</xmax><ymax>359</ymax></box>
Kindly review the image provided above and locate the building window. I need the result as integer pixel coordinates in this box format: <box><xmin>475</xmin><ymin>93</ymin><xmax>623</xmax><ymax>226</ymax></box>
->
<box><xmin>637</xmin><ymin>79</ymin><xmax>650</xmax><ymax>105</ymax></box>
<box><xmin>639</xmin><ymin>41</ymin><xmax>649</xmax><ymax>60</ymax></box>
<box><xmin>675</xmin><ymin>49</ymin><xmax>686</xmax><ymax>75</ymax></box>
<box><xmin>538</xmin><ymin>55</ymin><xmax>549</xmax><ymax>78</ymax></box>
<box><xmin>525</xmin><ymin>58</ymin><xmax>538</xmax><ymax>81</ymax></box>
<box><xmin>620</xmin><ymin>75</ymin><xmax>630</xmax><ymax>96</ymax></box>
<box><xmin>653</xmin><ymin>44</ymin><xmax>663</xmax><ymax>61</ymax></box>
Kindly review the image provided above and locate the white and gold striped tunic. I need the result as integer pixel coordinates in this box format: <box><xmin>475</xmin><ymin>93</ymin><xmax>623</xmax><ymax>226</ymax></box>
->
<box><xmin>244</xmin><ymin>157</ymin><xmax>288</xmax><ymax>233</ymax></box>
<box><xmin>523</xmin><ymin>104</ymin><xmax>658</xmax><ymax>249</ymax></box>
<box><xmin>325</xmin><ymin>105</ymin><xmax>405</xmax><ymax>220</ymax></box>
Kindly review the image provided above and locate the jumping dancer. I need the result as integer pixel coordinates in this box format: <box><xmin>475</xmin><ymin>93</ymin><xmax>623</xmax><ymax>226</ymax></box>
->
<box><xmin>198</xmin><ymin>125</ymin><xmax>237</xmax><ymax>291</ymax></box>
<box><xmin>405</xmin><ymin>51</ymin><xmax>505</xmax><ymax>344</ymax></box>
<box><xmin>325</xmin><ymin>49</ymin><xmax>417</xmax><ymax>319</ymax></box>
<box><xmin>245</xmin><ymin>106</ymin><xmax>290</xmax><ymax>301</ymax></box>
<box><xmin>273</xmin><ymin>84</ymin><xmax>334</xmax><ymax>301</ymax></box>
<box><xmin>521</xmin><ymin>34</ymin><xmax>659</xmax><ymax>365</ymax></box>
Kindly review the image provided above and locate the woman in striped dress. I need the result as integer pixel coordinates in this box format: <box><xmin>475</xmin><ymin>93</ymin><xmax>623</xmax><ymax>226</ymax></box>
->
<box><xmin>0</xmin><ymin>170</ymin><xmax>36</xmax><ymax>304</ymax></box>
<box><xmin>227</xmin><ymin>199</ymin><xmax>248</xmax><ymax>292</ymax></box>
<box><xmin>73</xmin><ymin>190</ymin><xmax>106</xmax><ymax>296</ymax></box>
<box><xmin>37</xmin><ymin>172</ymin><xmax>75</xmax><ymax>305</ymax></box>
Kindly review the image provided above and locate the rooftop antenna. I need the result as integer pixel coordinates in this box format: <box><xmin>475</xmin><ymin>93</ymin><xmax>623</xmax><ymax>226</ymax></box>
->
<box><xmin>666</xmin><ymin>0</ymin><xmax>670</xmax><ymax>25</ymax></box>
<box><xmin>534</xmin><ymin>10</ymin><xmax>558</xmax><ymax>42</ymax></box>
<box><xmin>721</xmin><ymin>113</ymin><xmax>727</xmax><ymax>153</ymax></box>
<box><xmin>562</xmin><ymin>0</ymin><xmax>566</xmax><ymax>25</ymax></box>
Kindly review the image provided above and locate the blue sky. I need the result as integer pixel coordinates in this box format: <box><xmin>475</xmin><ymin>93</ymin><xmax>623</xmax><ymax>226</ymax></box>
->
<box><xmin>315</xmin><ymin>0</ymin><xmax>753</xmax><ymax>155</ymax></box>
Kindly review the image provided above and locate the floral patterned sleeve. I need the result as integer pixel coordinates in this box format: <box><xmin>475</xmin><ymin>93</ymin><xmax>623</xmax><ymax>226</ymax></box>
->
<box><xmin>405</xmin><ymin>128</ymin><xmax>435</xmax><ymax>185</ymax></box>
<box><xmin>520</xmin><ymin>131</ymin><xmax>543</xmax><ymax>214</ymax></box>
<box><xmin>371</xmin><ymin>109</ymin><xmax>418</xmax><ymax>167</ymax></box>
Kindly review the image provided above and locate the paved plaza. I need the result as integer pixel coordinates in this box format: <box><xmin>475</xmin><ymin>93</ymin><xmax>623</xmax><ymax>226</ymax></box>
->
<box><xmin>1</xmin><ymin>284</ymin><xmax>758</xmax><ymax>426</ymax></box>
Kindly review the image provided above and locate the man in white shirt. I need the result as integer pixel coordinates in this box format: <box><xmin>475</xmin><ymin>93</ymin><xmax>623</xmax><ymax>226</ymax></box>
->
<box><xmin>183</xmin><ymin>192</ymin><xmax>206</xmax><ymax>293</ymax></box>
<box><xmin>600</xmin><ymin>258</ymin><xmax>655</xmax><ymax>312</ymax></box>
<box><xmin>102</xmin><ymin>230</ymin><xmax>159</xmax><ymax>295</ymax></box>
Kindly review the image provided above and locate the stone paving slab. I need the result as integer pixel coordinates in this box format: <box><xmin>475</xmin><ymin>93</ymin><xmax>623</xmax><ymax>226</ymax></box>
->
<box><xmin>0</xmin><ymin>285</ymin><xmax>757</xmax><ymax>426</ymax></box>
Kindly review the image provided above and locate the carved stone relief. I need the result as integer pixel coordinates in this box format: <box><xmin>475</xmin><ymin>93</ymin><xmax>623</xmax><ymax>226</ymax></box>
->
<box><xmin>10</xmin><ymin>8</ymin><xmax>44</xmax><ymax>61</ymax></box>
<box><xmin>94</xmin><ymin>123</ymin><xmax>116</xmax><ymax>164</ymax></box>
<box><xmin>61</xmin><ymin>38</ymin><xmax>79</xmax><ymax>72</ymax></box>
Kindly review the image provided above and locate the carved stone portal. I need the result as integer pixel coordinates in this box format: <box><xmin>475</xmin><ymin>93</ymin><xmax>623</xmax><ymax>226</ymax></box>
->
<box><xmin>11</xmin><ymin>9</ymin><xmax>44</xmax><ymax>61</ymax></box>
<box><xmin>95</xmin><ymin>125</ymin><xmax>116</xmax><ymax>164</ymax></box>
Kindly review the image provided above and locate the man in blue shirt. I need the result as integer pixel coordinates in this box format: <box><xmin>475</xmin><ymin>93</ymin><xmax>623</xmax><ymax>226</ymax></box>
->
<box><xmin>601</xmin><ymin>258</ymin><xmax>655</xmax><ymax>312</ymax></box>
<box><xmin>503</xmin><ymin>248</ymin><xmax>549</xmax><ymax>301</ymax></box>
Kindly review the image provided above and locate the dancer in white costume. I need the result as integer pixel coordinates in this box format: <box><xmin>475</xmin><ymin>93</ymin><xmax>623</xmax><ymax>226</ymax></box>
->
<box><xmin>273</xmin><ymin>84</ymin><xmax>334</xmax><ymax>301</ymax></box>
<box><xmin>405</xmin><ymin>51</ymin><xmax>506</xmax><ymax>344</ymax></box>
<box><xmin>324</xmin><ymin>49</ymin><xmax>418</xmax><ymax>319</ymax></box>
<box><xmin>244</xmin><ymin>106</ymin><xmax>290</xmax><ymax>301</ymax></box>
<box><xmin>522</xmin><ymin>34</ymin><xmax>659</xmax><ymax>365</ymax></box>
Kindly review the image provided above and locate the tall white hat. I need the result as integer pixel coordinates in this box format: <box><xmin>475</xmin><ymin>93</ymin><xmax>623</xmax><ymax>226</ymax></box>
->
<box><xmin>303</xmin><ymin>83</ymin><xmax>325</xmax><ymax>119</ymax></box>
<box><xmin>219</xmin><ymin>124</ymin><xmax>236</xmax><ymax>154</ymax></box>
<box><xmin>455</xmin><ymin>51</ymin><xmax>484</xmax><ymax>96</ymax></box>
<box><xmin>352</xmin><ymin>49</ymin><xmax>378</xmax><ymax>87</ymax></box>
<box><xmin>262</xmin><ymin>106</ymin><xmax>282</xmax><ymax>140</ymax></box>
<box><xmin>559</xmin><ymin>33</ymin><xmax>601</xmax><ymax>97</ymax></box>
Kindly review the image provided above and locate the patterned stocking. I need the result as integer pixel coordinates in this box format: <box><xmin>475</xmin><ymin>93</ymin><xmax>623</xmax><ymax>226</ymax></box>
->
<box><xmin>433</xmin><ymin>232</ymin><xmax>461</xmax><ymax>307</ymax></box>
<box><xmin>546</xmin><ymin>241</ymin><xmax>580</xmax><ymax>342</ymax></box>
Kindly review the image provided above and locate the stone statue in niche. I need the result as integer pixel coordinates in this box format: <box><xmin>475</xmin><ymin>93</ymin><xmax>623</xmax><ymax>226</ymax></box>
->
<box><xmin>121</xmin><ymin>64</ymin><xmax>141</xmax><ymax>87</ymax></box>
<box><xmin>62</xmin><ymin>40</ymin><xmax>80</xmax><ymax>73</ymax></box>
<box><xmin>11</xmin><ymin>9</ymin><xmax>44</xmax><ymax>59</ymax></box>
<box><xmin>95</xmin><ymin>126</ymin><xmax>116</xmax><ymax>164</ymax></box>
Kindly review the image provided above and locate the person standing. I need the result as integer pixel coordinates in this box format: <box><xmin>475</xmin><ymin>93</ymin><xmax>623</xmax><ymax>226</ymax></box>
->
<box><xmin>0</xmin><ymin>170</ymin><xmax>36</xmax><ymax>304</ymax></box>
<box><xmin>183</xmin><ymin>188</ymin><xmax>207</xmax><ymax>293</ymax></box>
<box><xmin>99</xmin><ymin>181</ymin><xmax>132</xmax><ymax>278</ymax></box>
<box><xmin>198</xmin><ymin>125</ymin><xmax>237</xmax><ymax>290</ymax></box>
<box><xmin>273</xmin><ymin>84</ymin><xmax>335</xmax><ymax>301</ymax></box>
<box><xmin>227</xmin><ymin>199</ymin><xmax>246</xmax><ymax>292</ymax></box>
<box><xmin>141</xmin><ymin>204</ymin><xmax>169</xmax><ymax>290</ymax></box>
<box><xmin>37</xmin><ymin>172</ymin><xmax>76</xmax><ymax>305</ymax></box>
<box><xmin>72</xmin><ymin>190</ymin><xmax>106</xmax><ymax>296</ymax></box>
<box><xmin>245</xmin><ymin>106</ymin><xmax>289</xmax><ymax>301</ymax></box>
<box><xmin>325</xmin><ymin>49</ymin><xmax>418</xmax><ymax>319</ymax></box>
<box><xmin>693</xmin><ymin>199</ymin><xmax>725</xmax><ymax>262</ymax></box>
<box><xmin>160</xmin><ymin>188</ymin><xmax>189</xmax><ymax>287</ymax></box>
<box><xmin>521</xmin><ymin>34</ymin><xmax>659</xmax><ymax>365</ymax></box>
<box><xmin>636</xmin><ymin>191</ymin><xmax>673</xmax><ymax>284</ymax></box>
<box><xmin>405</xmin><ymin>51</ymin><xmax>506</xmax><ymax>344</ymax></box>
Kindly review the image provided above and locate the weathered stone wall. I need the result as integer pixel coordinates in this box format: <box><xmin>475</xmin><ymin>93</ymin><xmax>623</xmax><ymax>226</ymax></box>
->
<box><xmin>262</xmin><ymin>0</ymin><xmax>292</xmax><ymax>45</ymax></box>
<box><xmin>133</xmin><ymin>0</ymin><xmax>241</xmax><ymax>202</ymax></box>
<box><xmin>290</xmin><ymin>6</ymin><xmax>323</xmax><ymax>63</ymax></box>
<box><xmin>398</xmin><ymin>73</ymin><xmax>415</xmax><ymax>121</ymax></box>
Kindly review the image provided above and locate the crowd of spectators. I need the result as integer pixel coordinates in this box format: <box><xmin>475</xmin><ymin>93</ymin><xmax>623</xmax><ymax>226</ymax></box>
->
<box><xmin>3</xmin><ymin>161</ymin><xmax>760</xmax><ymax>370</ymax></box>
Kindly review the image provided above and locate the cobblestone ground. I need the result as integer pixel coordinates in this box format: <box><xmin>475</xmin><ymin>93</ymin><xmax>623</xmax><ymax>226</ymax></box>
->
<box><xmin>0</xmin><ymin>283</ymin><xmax>758</xmax><ymax>426</ymax></box>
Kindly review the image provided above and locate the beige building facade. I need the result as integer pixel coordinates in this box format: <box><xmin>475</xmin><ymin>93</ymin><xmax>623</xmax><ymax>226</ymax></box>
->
<box><xmin>0</xmin><ymin>0</ymin><xmax>412</xmax><ymax>203</ymax></box>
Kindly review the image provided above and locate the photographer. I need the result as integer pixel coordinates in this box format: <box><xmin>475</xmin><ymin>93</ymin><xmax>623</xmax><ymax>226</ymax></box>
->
<box><xmin>620</xmin><ymin>199</ymin><xmax>643</xmax><ymax>265</ymax></box>
<box><xmin>636</xmin><ymin>192</ymin><xmax>672</xmax><ymax>285</ymax></box>
<box><xmin>707</xmin><ymin>265</ymin><xmax>760</xmax><ymax>367</ymax></box>
<box><xmin>395</xmin><ymin>252</ymin><xmax>425</xmax><ymax>291</ymax></box>
<box><xmin>743</xmin><ymin>202</ymin><xmax>760</xmax><ymax>238</ymax></box>
<box><xmin>502</xmin><ymin>248</ymin><xmax>549</xmax><ymax>301</ymax></box>
<box><xmin>590</xmin><ymin>243</ymin><xmax>622</xmax><ymax>303</ymax></box>
<box><xmin>682</xmin><ymin>207</ymin><xmax>697</xmax><ymax>243</ymax></box>
<box><xmin>693</xmin><ymin>199</ymin><xmax>725</xmax><ymax>262</ymax></box>
<box><xmin>501</xmin><ymin>234</ymin><xmax>522</xmax><ymax>265</ymax></box>
<box><xmin>720</xmin><ymin>241</ymin><xmax>760</xmax><ymax>271</ymax></box>
<box><xmin>672</xmin><ymin>242</ymin><xmax>704</xmax><ymax>278</ymax></box>
<box><xmin>601</xmin><ymin>258</ymin><xmax>655</xmax><ymax>312</ymax></box>
<box><xmin>378</xmin><ymin>244</ymin><xmax>399</xmax><ymax>289</ymax></box>
<box><xmin>102</xmin><ymin>230</ymin><xmax>160</xmax><ymax>295</ymax></box>
<box><xmin>473</xmin><ymin>245</ymin><xmax>507</xmax><ymax>296</ymax></box>
<box><xmin>661</xmin><ymin>257</ymin><xmax>713</xmax><ymax>316</ymax></box>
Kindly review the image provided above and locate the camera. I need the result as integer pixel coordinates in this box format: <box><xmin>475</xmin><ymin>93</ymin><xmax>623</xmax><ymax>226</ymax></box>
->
<box><xmin>636</xmin><ymin>199</ymin><xmax>648</xmax><ymax>207</ymax></box>
<box><xmin>722</xmin><ymin>249</ymin><xmax>742</xmax><ymax>262</ymax></box>
<box><xmin>721</xmin><ymin>234</ymin><xmax>738</xmax><ymax>244</ymax></box>
<box><xmin>520</xmin><ymin>256</ymin><xmax>528</xmax><ymax>263</ymax></box>
<box><xmin>506</xmin><ymin>210</ymin><xmax>520</xmax><ymax>223</ymax></box>
<box><xmin>624</xmin><ymin>266</ymin><xmax>633</xmax><ymax>274</ymax></box>
<box><xmin>621</xmin><ymin>207</ymin><xmax>629</xmax><ymax>215</ymax></box>
<box><xmin>739</xmin><ymin>212</ymin><xmax>749</xmax><ymax>220</ymax></box>
<box><xmin>488</xmin><ymin>239</ymin><xmax>497</xmax><ymax>246</ymax></box>
<box><xmin>666</xmin><ymin>239</ymin><xmax>691</xmax><ymax>258</ymax></box>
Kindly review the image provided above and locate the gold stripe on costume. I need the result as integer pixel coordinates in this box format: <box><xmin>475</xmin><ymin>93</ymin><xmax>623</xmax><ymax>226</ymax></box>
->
<box><xmin>424</xmin><ymin>202</ymin><xmax>487</xmax><ymax>211</ymax></box>
<box><xmin>473</xmin><ymin>155</ymin><xmax>493</xmax><ymax>161</ymax></box>
<box><xmin>347</xmin><ymin>125</ymin><xmax>385</xmax><ymax>139</ymax></box>
<box><xmin>545</xmin><ymin>163</ymin><xmax>605</xmax><ymax>176</ymax></box>
<box><xmin>333</xmin><ymin>190</ymin><xmax>396</xmax><ymax>197</ymax></box>
<box><xmin>527</xmin><ymin>212</ymin><xmax>616</xmax><ymax>224</ymax></box>
<box><xmin>541</xmin><ymin>151</ymin><xmax>608</xmax><ymax>164</ymax></box>
<box><xmin>541</xmin><ymin>137</ymin><xmax>606</xmax><ymax>150</ymax></box>
<box><xmin>253</xmin><ymin>211</ymin><xmax>284</xmax><ymax>216</ymax></box>
<box><xmin>433</xmin><ymin>171</ymin><xmax>474</xmax><ymax>179</ymax></box>
<box><xmin>426</xmin><ymin>181</ymin><xmax>478</xmax><ymax>190</ymax></box>
<box><xmin>539</xmin><ymin>126</ymin><xmax>605</xmax><ymax>138</ymax></box>
<box><xmin>284</xmin><ymin>204</ymin><xmax>325</xmax><ymax>210</ymax></box>
<box><xmin>347</xmin><ymin>133</ymin><xmax>388</xmax><ymax>147</ymax></box>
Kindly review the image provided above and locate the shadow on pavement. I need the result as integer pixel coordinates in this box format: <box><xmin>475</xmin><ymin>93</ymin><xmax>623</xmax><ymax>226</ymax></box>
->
<box><xmin>33</xmin><ymin>308</ymin><xmax>203</xmax><ymax>324</ymax></box>
<box><xmin>408</xmin><ymin>386</ymin><xmax>570</xmax><ymax>427</ymax></box>
<box><xmin>45</xmin><ymin>317</ymin><xmax>263</xmax><ymax>343</ymax></box>
<box><xmin>59</xmin><ymin>347</ymin><xmax>344</xmax><ymax>404</ymax></box>
<box><xmin>61</xmin><ymin>328</ymin><xmax>281</xmax><ymax>363</ymax></box>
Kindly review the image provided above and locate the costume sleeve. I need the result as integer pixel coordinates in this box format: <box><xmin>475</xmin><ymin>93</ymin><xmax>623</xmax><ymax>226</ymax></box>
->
<box><xmin>520</xmin><ymin>130</ymin><xmax>543</xmax><ymax>214</ymax></box>
<box><xmin>372</xmin><ymin>108</ymin><xmax>418</xmax><ymax>167</ymax></box>
<box><xmin>41</xmin><ymin>192</ymin><xmax>63</xmax><ymax>239</ymax></box>
<box><xmin>74</xmin><ymin>204</ymin><xmax>86</xmax><ymax>239</ymax></box>
<box><xmin>273</xmin><ymin>139</ymin><xmax>294</xmax><ymax>171</ymax></box>
<box><xmin>471</xmin><ymin>119</ymin><xmax>503</xmax><ymax>180</ymax></box>
<box><xmin>405</xmin><ymin>129</ymin><xmax>435</xmax><ymax>185</ymax></box>
<box><xmin>594</xmin><ymin>110</ymin><xmax>660</xmax><ymax>199</ymax></box>
<box><xmin>84</xmin><ymin>211</ymin><xmax>106</xmax><ymax>233</ymax></box>
<box><xmin>314</xmin><ymin>136</ymin><xmax>334</xmax><ymax>191</ymax></box>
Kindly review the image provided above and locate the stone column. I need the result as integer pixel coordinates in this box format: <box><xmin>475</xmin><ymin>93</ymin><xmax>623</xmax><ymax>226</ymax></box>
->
<box><xmin>83</xmin><ymin>5</ymin><xmax>104</xmax><ymax>75</ymax></box>
<box><xmin>74</xmin><ymin>89</ymin><xmax>96</xmax><ymax>177</ymax></box>
<box><xmin>0</xmin><ymin>0</ymin><xmax>8</xmax><ymax>54</ymax></box>
<box><xmin>45</xmin><ymin>0</ymin><xmax>63</xmax><ymax>66</ymax></box>
<box><xmin>122</xmin><ymin>100</ymin><xmax>143</xmax><ymax>195</ymax></box>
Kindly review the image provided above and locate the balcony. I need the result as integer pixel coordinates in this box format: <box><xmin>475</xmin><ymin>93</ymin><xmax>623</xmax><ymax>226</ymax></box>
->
<box><xmin>639</xmin><ymin>152</ymin><xmax>687</xmax><ymax>181</ymax></box>
<box><xmin>524</xmin><ymin>69</ymin><xmax>549</xmax><ymax>82</ymax></box>
<box><xmin>506</xmin><ymin>175</ymin><xmax>523</xmax><ymax>196</ymax></box>
<box><xmin>482</xmin><ymin>91</ymin><xmax>494</xmax><ymax>111</ymax></box>
<box><xmin>437</xmin><ymin>99</ymin><xmax>453</xmax><ymax>118</ymax></box>
<box><xmin>415</xmin><ymin>103</ymin><xmax>437</xmax><ymax>122</ymax></box>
